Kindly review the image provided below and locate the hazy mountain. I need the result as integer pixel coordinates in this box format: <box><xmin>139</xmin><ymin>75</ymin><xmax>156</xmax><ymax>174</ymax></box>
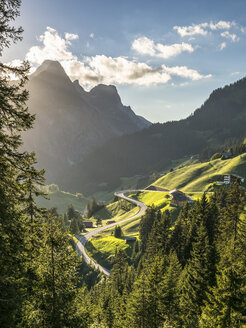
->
<box><xmin>22</xmin><ymin>60</ymin><xmax>151</xmax><ymax>181</ymax></box>
<box><xmin>63</xmin><ymin>76</ymin><xmax>246</xmax><ymax>194</ymax></box>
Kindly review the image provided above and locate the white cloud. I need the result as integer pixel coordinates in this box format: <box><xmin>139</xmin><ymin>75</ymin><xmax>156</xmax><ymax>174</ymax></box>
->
<box><xmin>132</xmin><ymin>37</ymin><xmax>155</xmax><ymax>56</ymax></box>
<box><xmin>219</xmin><ymin>42</ymin><xmax>227</xmax><ymax>50</ymax></box>
<box><xmin>25</xmin><ymin>27</ymin><xmax>211</xmax><ymax>88</ymax></box>
<box><xmin>174</xmin><ymin>20</ymin><xmax>237</xmax><ymax>37</ymax></box>
<box><xmin>221</xmin><ymin>31</ymin><xmax>239</xmax><ymax>42</ymax></box>
<box><xmin>65</xmin><ymin>33</ymin><xmax>79</xmax><ymax>41</ymax></box>
<box><xmin>173</xmin><ymin>23</ymin><xmax>208</xmax><ymax>37</ymax></box>
<box><xmin>132</xmin><ymin>36</ymin><xmax>194</xmax><ymax>58</ymax></box>
<box><xmin>89</xmin><ymin>33</ymin><xmax>94</xmax><ymax>39</ymax></box>
<box><xmin>231</xmin><ymin>71</ymin><xmax>240</xmax><ymax>76</ymax></box>
<box><xmin>155</xmin><ymin>41</ymin><xmax>194</xmax><ymax>58</ymax></box>
<box><xmin>26</xmin><ymin>27</ymin><xmax>77</xmax><ymax>64</ymax></box>
<box><xmin>63</xmin><ymin>55</ymin><xmax>171</xmax><ymax>87</ymax></box>
<box><xmin>209</xmin><ymin>20</ymin><xmax>235</xmax><ymax>30</ymax></box>
<box><xmin>162</xmin><ymin>65</ymin><xmax>212</xmax><ymax>80</ymax></box>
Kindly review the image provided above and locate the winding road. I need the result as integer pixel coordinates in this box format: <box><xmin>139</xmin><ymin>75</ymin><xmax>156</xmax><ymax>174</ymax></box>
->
<box><xmin>75</xmin><ymin>190</ymin><xmax>148</xmax><ymax>276</ymax></box>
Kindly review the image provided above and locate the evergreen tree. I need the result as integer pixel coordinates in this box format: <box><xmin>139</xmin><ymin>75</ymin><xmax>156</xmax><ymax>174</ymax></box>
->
<box><xmin>200</xmin><ymin>187</ymin><xmax>246</xmax><ymax>327</ymax></box>
<box><xmin>0</xmin><ymin>1</ymin><xmax>45</xmax><ymax>325</ymax></box>
<box><xmin>126</xmin><ymin>275</ymin><xmax>149</xmax><ymax>328</ymax></box>
<box><xmin>96</xmin><ymin>216</ymin><xmax>102</xmax><ymax>227</ymax></box>
<box><xmin>146</xmin><ymin>210</ymin><xmax>170</xmax><ymax>258</ymax></box>
<box><xmin>158</xmin><ymin>252</ymin><xmax>182</xmax><ymax>326</ymax></box>
<box><xmin>114</xmin><ymin>225</ymin><xmax>122</xmax><ymax>238</ymax></box>
<box><xmin>23</xmin><ymin>215</ymin><xmax>81</xmax><ymax>327</ymax></box>
<box><xmin>70</xmin><ymin>217</ymin><xmax>80</xmax><ymax>234</ymax></box>
<box><xmin>139</xmin><ymin>206</ymin><xmax>159</xmax><ymax>253</ymax></box>
<box><xmin>179</xmin><ymin>224</ymin><xmax>213</xmax><ymax>326</ymax></box>
<box><xmin>67</xmin><ymin>204</ymin><xmax>77</xmax><ymax>221</ymax></box>
<box><xmin>111</xmin><ymin>249</ymin><xmax>128</xmax><ymax>295</ymax></box>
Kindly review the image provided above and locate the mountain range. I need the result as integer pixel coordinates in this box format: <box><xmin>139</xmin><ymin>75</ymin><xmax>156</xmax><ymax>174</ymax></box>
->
<box><xmin>22</xmin><ymin>60</ymin><xmax>151</xmax><ymax>182</ymax></box>
<box><xmin>23</xmin><ymin>60</ymin><xmax>246</xmax><ymax>195</ymax></box>
<box><xmin>62</xmin><ymin>76</ymin><xmax>246</xmax><ymax>194</ymax></box>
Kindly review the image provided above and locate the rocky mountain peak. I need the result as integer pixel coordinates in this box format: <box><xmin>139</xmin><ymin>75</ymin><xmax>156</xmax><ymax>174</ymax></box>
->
<box><xmin>31</xmin><ymin>60</ymin><xmax>67</xmax><ymax>79</ymax></box>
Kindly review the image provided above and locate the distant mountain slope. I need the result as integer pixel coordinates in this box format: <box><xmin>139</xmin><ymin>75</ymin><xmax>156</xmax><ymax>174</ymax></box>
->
<box><xmin>152</xmin><ymin>153</ymin><xmax>246</xmax><ymax>192</ymax></box>
<box><xmin>63</xmin><ymin>77</ymin><xmax>246</xmax><ymax>194</ymax></box>
<box><xmin>22</xmin><ymin>60</ymin><xmax>151</xmax><ymax>182</ymax></box>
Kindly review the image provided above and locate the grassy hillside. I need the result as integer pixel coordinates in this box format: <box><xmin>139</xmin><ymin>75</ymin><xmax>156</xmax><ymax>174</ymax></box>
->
<box><xmin>92</xmin><ymin>200</ymin><xmax>138</xmax><ymax>223</ymax></box>
<box><xmin>36</xmin><ymin>184</ymin><xmax>90</xmax><ymax>214</ymax></box>
<box><xmin>85</xmin><ymin>203</ymin><xmax>139</xmax><ymax>269</ymax></box>
<box><xmin>86</xmin><ymin>236</ymin><xmax>134</xmax><ymax>269</ymax></box>
<box><xmin>152</xmin><ymin>153</ymin><xmax>246</xmax><ymax>192</ymax></box>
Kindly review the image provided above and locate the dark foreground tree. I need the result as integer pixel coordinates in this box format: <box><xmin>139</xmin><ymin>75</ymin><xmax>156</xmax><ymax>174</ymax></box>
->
<box><xmin>22</xmin><ymin>215</ymin><xmax>82</xmax><ymax>327</ymax></box>
<box><xmin>0</xmin><ymin>1</ymin><xmax>40</xmax><ymax>325</ymax></box>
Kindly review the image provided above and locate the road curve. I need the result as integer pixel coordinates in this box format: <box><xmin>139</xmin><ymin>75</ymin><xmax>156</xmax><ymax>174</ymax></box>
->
<box><xmin>75</xmin><ymin>190</ymin><xmax>147</xmax><ymax>276</ymax></box>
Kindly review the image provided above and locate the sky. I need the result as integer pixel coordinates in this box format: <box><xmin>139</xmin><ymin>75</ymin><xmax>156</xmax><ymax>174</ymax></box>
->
<box><xmin>3</xmin><ymin>0</ymin><xmax>246</xmax><ymax>123</ymax></box>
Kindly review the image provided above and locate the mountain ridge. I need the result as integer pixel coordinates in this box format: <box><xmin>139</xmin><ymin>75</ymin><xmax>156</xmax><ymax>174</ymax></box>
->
<box><xmin>63</xmin><ymin>75</ymin><xmax>246</xmax><ymax>194</ymax></box>
<box><xmin>22</xmin><ymin>60</ymin><xmax>151</xmax><ymax>182</ymax></box>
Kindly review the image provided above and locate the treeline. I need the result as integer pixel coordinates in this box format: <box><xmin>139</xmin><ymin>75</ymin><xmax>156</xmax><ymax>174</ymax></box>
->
<box><xmin>200</xmin><ymin>136</ymin><xmax>246</xmax><ymax>161</ymax></box>
<box><xmin>86</xmin><ymin>198</ymin><xmax>105</xmax><ymax>218</ymax></box>
<box><xmin>82</xmin><ymin>185</ymin><xmax>246</xmax><ymax>327</ymax></box>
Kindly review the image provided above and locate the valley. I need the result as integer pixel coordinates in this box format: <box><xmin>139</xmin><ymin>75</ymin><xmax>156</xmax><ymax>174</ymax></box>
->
<box><xmin>2</xmin><ymin>3</ymin><xmax>246</xmax><ymax>325</ymax></box>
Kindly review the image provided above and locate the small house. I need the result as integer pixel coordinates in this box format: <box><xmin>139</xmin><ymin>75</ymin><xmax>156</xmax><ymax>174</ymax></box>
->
<box><xmin>83</xmin><ymin>221</ymin><xmax>93</xmax><ymax>228</ymax></box>
<box><xmin>169</xmin><ymin>189</ymin><xmax>193</xmax><ymax>207</ymax></box>
<box><xmin>218</xmin><ymin>174</ymin><xmax>244</xmax><ymax>185</ymax></box>
<box><xmin>221</xmin><ymin>152</ymin><xmax>233</xmax><ymax>160</ymax></box>
<box><xmin>106</xmin><ymin>220</ymin><xmax>116</xmax><ymax>225</ymax></box>
<box><xmin>125</xmin><ymin>237</ymin><xmax>137</xmax><ymax>244</ymax></box>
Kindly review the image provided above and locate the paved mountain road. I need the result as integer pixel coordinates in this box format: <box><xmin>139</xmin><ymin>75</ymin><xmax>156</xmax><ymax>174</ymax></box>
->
<box><xmin>75</xmin><ymin>190</ymin><xmax>148</xmax><ymax>276</ymax></box>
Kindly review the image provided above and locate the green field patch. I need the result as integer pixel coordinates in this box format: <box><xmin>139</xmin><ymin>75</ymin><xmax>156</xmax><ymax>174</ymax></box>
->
<box><xmin>93</xmin><ymin>201</ymin><xmax>139</xmax><ymax>223</ymax></box>
<box><xmin>129</xmin><ymin>191</ymin><xmax>181</xmax><ymax>223</ymax></box>
<box><xmin>85</xmin><ymin>236</ymin><xmax>133</xmax><ymax>269</ymax></box>
<box><xmin>36</xmin><ymin>185</ymin><xmax>89</xmax><ymax>214</ymax></box>
<box><xmin>98</xmin><ymin>206</ymin><xmax>140</xmax><ymax>236</ymax></box>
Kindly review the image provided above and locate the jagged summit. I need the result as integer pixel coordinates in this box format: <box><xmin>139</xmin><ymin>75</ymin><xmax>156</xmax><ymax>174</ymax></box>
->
<box><xmin>72</xmin><ymin>79</ymin><xmax>87</xmax><ymax>95</ymax></box>
<box><xmin>31</xmin><ymin>60</ymin><xmax>67</xmax><ymax>78</ymax></box>
<box><xmin>90</xmin><ymin>84</ymin><xmax>117</xmax><ymax>94</ymax></box>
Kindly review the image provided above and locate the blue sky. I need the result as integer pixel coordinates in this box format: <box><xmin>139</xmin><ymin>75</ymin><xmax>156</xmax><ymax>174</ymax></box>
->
<box><xmin>3</xmin><ymin>0</ymin><xmax>246</xmax><ymax>122</ymax></box>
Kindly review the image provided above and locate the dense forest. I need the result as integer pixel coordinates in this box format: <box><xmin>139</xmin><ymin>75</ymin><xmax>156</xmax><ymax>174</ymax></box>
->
<box><xmin>81</xmin><ymin>185</ymin><xmax>246</xmax><ymax>328</ymax></box>
<box><xmin>1</xmin><ymin>2</ymin><xmax>246</xmax><ymax>328</ymax></box>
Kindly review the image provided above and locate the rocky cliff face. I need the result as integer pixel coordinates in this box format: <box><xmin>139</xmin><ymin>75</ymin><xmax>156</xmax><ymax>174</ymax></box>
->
<box><xmin>23</xmin><ymin>60</ymin><xmax>151</xmax><ymax>182</ymax></box>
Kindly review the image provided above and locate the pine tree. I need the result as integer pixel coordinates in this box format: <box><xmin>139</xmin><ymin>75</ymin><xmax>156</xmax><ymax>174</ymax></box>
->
<box><xmin>179</xmin><ymin>223</ymin><xmax>212</xmax><ymax>326</ymax></box>
<box><xmin>67</xmin><ymin>204</ymin><xmax>77</xmax><ymax>220</ymax></box>
<box><xmin>70</xmin><ymin>217</ymin><xmax>80</xmax><ymax>234</ymax></box>
<box><xmin>111</xmin><ymin>249</ymin><xmax>128</xmax><ymax>295</ymax></box>
<box><xmin>158</xmin><ymin>252</ymin><xmax>182</xmax><ymax>326</ymax></box>
<box><xmin>146</xmin><ymin>210</ymin><xmax>171</xmax><ymax>258</ymax></box>
<box><xmin>23</xmin><ymin>215</ymin><xmax>81</xmax><ymax>327</ymax></box>
<box><xmin>126</xmin><ymin>274</ymin><xmax>149</xmax><ymax>328</ymax></box>
<box><xmin>200</xmin><ymin>187</ymin><xmax>246</xmax><ymax>327</ymax></box>
<box><xmin>114</xmin><ymin>225</ymin><xmax>123</xmax><ymax>238</ymax></box>
<box><xmin>0</xmin><ymin>1</ymin><xmax>45</xmax><ymax>325</ymax></box>
<box><xmin>139</xmin><ymin>206</ymin><xmax>158</xmax><ymax>252</ymax></box>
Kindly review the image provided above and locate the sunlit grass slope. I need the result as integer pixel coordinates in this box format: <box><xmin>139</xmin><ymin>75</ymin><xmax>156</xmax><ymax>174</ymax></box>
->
<box><xmin>94</xmin><ymin>200</ymin><xmax>139</xmax><ymax>223</ymax></box>
<box><xmin>130</xmin><ymin>191</ymin><xmax>181</xmax><ymax>222</ymax></box>
<box><xmin>152</xmin><ymin>153</ymin><xmax>246</xmax><ymax>192</ymax></box>
<box><xmin>36</xmin><ymin>185</ymin><xmax>89</xmax><ymax>214</ymax></box>
<box><xmin>97</xmin><ymin>205</ymin><xmax>140</xmax><ymax>236</ymax></box>
<box><xmin>86</xmin><ymin>235</ymin><xmax>134</xmax><ymax>269</ymax></box>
